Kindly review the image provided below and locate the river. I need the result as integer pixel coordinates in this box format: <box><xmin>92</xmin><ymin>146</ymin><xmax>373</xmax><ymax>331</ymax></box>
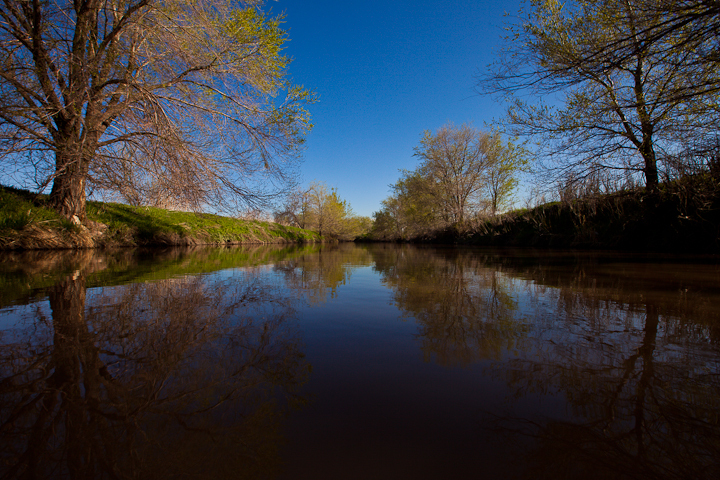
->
<box><xmin>1</xmin><ymin>243</ymin><xmax>718</xmax><ymax>479</ymax></box>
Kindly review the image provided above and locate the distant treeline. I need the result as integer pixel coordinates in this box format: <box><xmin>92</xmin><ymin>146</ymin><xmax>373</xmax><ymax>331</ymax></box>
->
<box><xmin>273</xmin><ymin>181</ymin><xmax>372</xmax><ymax>241</ymax></box>
<box><xmin>366</xmin><ymin>171</ymin><xmax>720</xmax><ymax>253</ymax></box>
<box><xmin>368</xmin><ymin>124</ymin><xmax>527</xmax><ymax>241</ymax></box>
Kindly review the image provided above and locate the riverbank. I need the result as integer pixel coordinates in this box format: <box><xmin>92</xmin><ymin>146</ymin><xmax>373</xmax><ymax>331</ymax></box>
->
<box><xmin>369</xmin><ymin>173</ymin><xmax>720</xmax><ymax>253</ymax></box>
<box><xmin>0</xmin><ymin>186</ymin><xmax>321</xmax><ymax>250</ymax></box>
<box><xmin>470</xmin><ymin>175</ymin><xmax>719</xmax><ymax>252</ymax></box>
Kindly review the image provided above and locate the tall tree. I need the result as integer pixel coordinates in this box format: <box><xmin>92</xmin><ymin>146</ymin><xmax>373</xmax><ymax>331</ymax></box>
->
<box><xmin>374</xmin><ymin>170</ymin><xmax>441</xmax><ymax>239</ymax></box>
<box><xmin>479</xmin><ymin>0</ymin><xmax>720</xmax><ymax>191</ymax></box>
<box><xmin>370</xmin><ymin>127</ymin><xmax>525</xmax><ymax>240</ymax></box>
<box><xmin>0</xmin><ymin>0</ymin><xmax>313</xmax><ymax>221</ymax></box>
<box><xmin>414</xmin><ymin>123</ymin><xmax>494</xmax><ymax>224</ymax></box>
<box><xmin>306</xmin><ymin>182</ymin><xmax>344</xmax><ymax>238</ymax></box>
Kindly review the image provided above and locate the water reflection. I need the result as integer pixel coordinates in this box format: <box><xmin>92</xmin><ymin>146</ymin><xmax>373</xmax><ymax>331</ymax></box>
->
<box><xmin>2</xmin><ymin>245</ymin><xmax>719</xmax><ymax>479</ymax></box>
<box><xmin>371</xmin><ymin>246</ymin><xmax>529</xmax><ymax>365</ymax></box>
<box><xmin>274</xmin><ymin>243</ymin><xmax>374</xmax><ymax>305</ymax></box>
<box><xmin>494</xmin><ymin>271</ymin><xmax>720</xmax><ymax>480</ymax></box>
<box><xmin>0</xmin><ymin>247</ymin><xmax>310</xmax><ymax>479</ymax></box>
<box><xmin>369</xmin><ymin>246</ymin><xmax>720</xmax><ymax>480</ymax></box>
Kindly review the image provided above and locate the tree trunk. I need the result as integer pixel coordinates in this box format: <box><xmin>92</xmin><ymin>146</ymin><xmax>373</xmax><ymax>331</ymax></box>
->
<box><xmin>49</xmin><ymin>150</ymin><xmax>90</xmax><ymax>222</ymax></box>
<box><xmin>642</xmin><ymin>146</ymin><xmax>659</xmax><ymax>192</ymax></box>
<box><xmin>49</xmin><ymin>273</ymin><xmax>88</xmax><ymax>390</ymax></box>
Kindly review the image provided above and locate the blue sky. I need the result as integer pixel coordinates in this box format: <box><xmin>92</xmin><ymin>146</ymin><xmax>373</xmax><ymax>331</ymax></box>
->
<box><xmin>273</xmin><ymin>0</ymin><xmax>522</xmax><ymax>217</ymax></box>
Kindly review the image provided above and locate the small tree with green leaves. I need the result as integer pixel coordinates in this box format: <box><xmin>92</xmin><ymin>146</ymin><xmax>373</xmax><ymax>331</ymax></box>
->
<box><xmin>486</xmin><ymin>134</ymin><xmax>529</xmax><ymax>215</ymax></box>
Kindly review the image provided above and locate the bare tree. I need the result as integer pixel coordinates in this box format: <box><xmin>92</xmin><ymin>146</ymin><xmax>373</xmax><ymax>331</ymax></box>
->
<box><xmin>0</xmin><ymin>0</ymin><xmax>313</xmax><ymax>221</ymax></box>
<box><xmin>274</xmin><ymin>186</ymin><xmax>311</xmax><ymax>228</ymax></box>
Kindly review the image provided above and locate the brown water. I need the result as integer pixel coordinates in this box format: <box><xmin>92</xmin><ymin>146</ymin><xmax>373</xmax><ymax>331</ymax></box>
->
<box><xmin>1</xmin><ymin>244</ymin><xmax>718</xmax><ymax>479</ymax></box>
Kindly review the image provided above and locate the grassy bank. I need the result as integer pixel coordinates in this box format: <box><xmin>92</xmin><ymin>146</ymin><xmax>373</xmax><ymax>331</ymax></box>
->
<box><xmin>470</xmin><ymin>174</ymin><xmax>719</xmax><ymax>252</ymax></box>
<box><xmin>0</xmin><ymin>186</ymin><xmax>321</xmax><ymax>250</ymax></box>
<box><xmin>380</xmin><ymin>173</ymin><xmax>720</xmax><ymax>253</ymax></box>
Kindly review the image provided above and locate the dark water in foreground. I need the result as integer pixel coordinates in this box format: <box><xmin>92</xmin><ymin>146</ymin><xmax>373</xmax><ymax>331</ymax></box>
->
<box><xmin>1</xmin><ymin>244</ymin><xmax>719</xmax><ymax>479</ymax></box>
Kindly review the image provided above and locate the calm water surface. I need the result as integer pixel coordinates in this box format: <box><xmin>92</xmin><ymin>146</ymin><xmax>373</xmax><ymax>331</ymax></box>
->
<box><xmin>1</xmin><ymin>244</ymin><xmax>719</xmax><ymax>479</ymax></box>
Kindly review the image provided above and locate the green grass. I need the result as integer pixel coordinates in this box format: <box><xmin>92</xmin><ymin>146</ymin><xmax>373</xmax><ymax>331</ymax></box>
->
<box><xmin>83</xmin><ymin>243</ymin><xmax>321</xmax><ymax>287</ymax></box>
<box><xmin>0</xmin><ymin>185</ymin><xmax>321</xmax><ymax>248</ymax></box>
<box><xmin>0</xmin><ymin>186</ymin><xmax>66</xmax><ymax>232</ymax></box>
<box><xmin>0</xmin><ymin>243</ymin><xmax>323</xmax><ymax>307</ymax></box>
<box><xmin>86</xmin><ymin>201</ymin><xmax>321</xmax><ymax>244</ymax></box>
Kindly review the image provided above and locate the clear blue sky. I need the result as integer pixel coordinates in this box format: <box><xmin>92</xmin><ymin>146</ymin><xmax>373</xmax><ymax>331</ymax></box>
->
<box><xmin>274</xmin><ymin>0</ymin><xmax>521</xmax><ymax>217</ymax></box>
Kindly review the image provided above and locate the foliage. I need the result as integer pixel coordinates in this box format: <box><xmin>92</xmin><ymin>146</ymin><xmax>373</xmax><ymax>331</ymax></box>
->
<box><xmin>370</xmin><ymin>124</ymin><xmax>526</xmax><ymax>240</ymax></box>
<box><xmin>274</xmin><ymin>182</ymin><xmax>371</xmax><ymax>240</ymax></box>
<box><xmin>485</xmin><ymin>132</ymin><xmax>530</xmax><ymax>215</ymax></box>
<box><xmin>371</xmin><ymin>170</ymin><xmax>440</xmax><ymax>241</ymax></box>
<box><xmin>0</xmin><ymin>0</ymin><xmax>313</xmax><ymax>221</ymax></box>
<box><xmin>479</xmin><ymin>0</ymin><xmax>720</xmax><ymax>191</ymax></box>
<box><xmin>414</xmin><ymin>123</ymin><xmax>495</xmax><ymax>223</ymax></box>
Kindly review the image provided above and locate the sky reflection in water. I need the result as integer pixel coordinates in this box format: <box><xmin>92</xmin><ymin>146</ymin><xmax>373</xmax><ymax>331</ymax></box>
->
<box><xmin>1</xmin><ymin>244</ymin><xmax>719</xmax><ymax>479</ymax></box>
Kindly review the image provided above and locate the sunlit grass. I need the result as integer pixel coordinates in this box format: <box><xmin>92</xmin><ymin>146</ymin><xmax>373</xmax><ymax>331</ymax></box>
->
<box><xmin>86</xmin><ymin>201</ymin><xmax>321</xmax><ymax>244</ymax></box>
<box><xmin>0</xmin><ymin>185</ymin><xmax>321</xmax><ymax>247</ymax></box>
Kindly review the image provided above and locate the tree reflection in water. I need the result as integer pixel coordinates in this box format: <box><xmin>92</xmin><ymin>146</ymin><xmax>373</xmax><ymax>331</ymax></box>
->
<box><xmin>2</xmin><ymin>245</ymin><xmax>719</xmax><ymax>479</ymax></box>
<box><xmin>0</xmin><ymin>250</ymin><xmax>309</xmax><ymax>479</ymax></box>
<box><xmin>371</xmin><ymin>246</ymin><xmax>529</xmax><ymax>365</ymax></box>
<box><xmin>494</xmin><ymin>271</ymin><xmax>720</xmax><ymax>480</ymax></box>
<box><xmin>373</xmin><ymin>247</ymin><xmax>720</xmax><ymax>480</ymax></box>
<box><xmin>274</xmin><ymin>243</ymin><xmax>374</xmax><ymax>306</ymax></box>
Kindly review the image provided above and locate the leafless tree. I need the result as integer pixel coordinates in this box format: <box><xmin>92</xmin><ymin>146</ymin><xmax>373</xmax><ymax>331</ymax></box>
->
<box><xmin>273</xmin><ymin>186</ymin><xmax>311</xmax><ymax>228</ymax></box>
<box><xmin>0</xmin><ymin>0</ymin><xmax>313</xmax><ymax>221</ymax></box>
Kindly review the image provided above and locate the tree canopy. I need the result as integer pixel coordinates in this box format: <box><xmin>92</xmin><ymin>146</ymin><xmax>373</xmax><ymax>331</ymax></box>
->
<box><xmin>371</xmin><ymin>124</ymin><xmax>526</xmax><ymax>240</ymax></box>
<box><xmin>479</xmin><ymin>0</ymin><xmax>720</xmax><ymax>192</ymax></box>
<box><xmin>414</xmin><ymin>124</ymin><xmax>495</xmax><ymax>224</ymax></box>
<box><xmin>0</xmin><ymin>0</ymin><xmax>313</xmax><ymax>221</ymax></box>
